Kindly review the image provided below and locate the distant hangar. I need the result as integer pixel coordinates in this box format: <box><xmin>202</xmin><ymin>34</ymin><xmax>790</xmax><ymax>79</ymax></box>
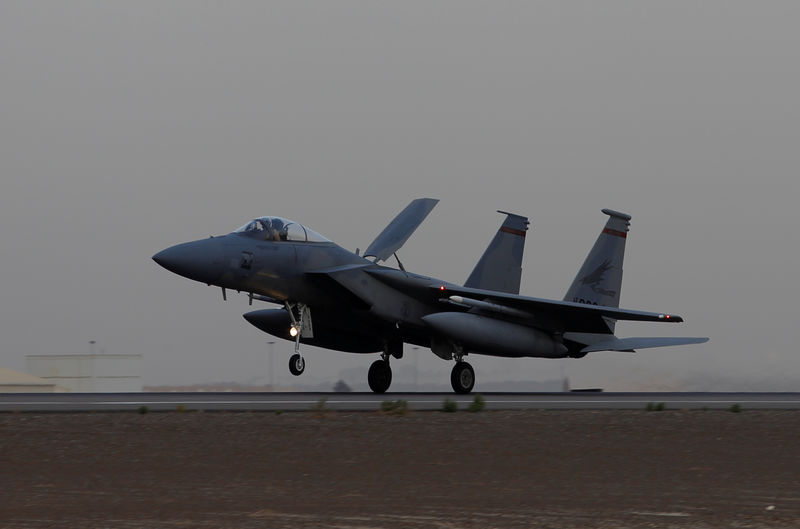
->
<box><xmin>0</xmin><ymin>368</ymin><xmax>63</xmax><ymax>393</ymax></box>
<box><xmin>25</xmin><ymin>354</ymin><xmax>142</xmax><ymax>392</ymax></box>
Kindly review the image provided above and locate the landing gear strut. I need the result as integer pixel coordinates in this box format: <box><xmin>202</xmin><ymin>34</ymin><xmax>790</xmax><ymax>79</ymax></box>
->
<box><xmin>368</xmin><ymin>354</ymin><xmax>393</xmax><ymax>394</ymax></box>
<box><xmin>451</xmin><ymin>360</ymin><xmax>475</xmax><ymax>394</ymax></box>
<box><xmin>285</xmin><ymin>301</ymin><xmax>311</xmax><ymax>376</ymax></box>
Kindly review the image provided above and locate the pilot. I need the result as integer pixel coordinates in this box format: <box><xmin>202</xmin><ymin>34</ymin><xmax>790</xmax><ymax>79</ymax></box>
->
<box><xmin>270</xmin><ymin>218</ymin><xmax>284</xmax><ymax>241</ymax></box>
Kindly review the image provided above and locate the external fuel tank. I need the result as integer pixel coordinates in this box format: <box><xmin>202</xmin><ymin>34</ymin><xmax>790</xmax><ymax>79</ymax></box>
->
<box><xmin>422</xmin><ymin>312</ymin><xmax>568</xmax><ymax>358</ymax></box>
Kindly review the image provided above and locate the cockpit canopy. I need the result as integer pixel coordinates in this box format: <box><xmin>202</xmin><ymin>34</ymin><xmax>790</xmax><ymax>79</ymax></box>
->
<box><xmin>234</xmin><ymin>217</ymin><xmax>330</xmax><ymax>243</ymax></box>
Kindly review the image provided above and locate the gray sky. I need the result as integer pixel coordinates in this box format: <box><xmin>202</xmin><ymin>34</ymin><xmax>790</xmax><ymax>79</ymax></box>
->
<box><xmin>1</xmin><ymin>1</ymin><xmax>798</xmax><ymax>390</ymax></box>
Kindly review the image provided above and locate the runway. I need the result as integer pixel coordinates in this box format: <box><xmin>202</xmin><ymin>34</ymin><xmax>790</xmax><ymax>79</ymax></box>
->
<box><xmin>2</xmin><ymin>391</ymin><xmax>800</xmax><ymax>412</ymax></box>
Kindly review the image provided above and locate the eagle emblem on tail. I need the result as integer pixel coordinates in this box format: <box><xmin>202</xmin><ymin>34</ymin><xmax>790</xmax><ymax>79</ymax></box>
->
<box><xmin>579</xmin><ymin>259</ymin><xmax>617</xmax><ymax>297</ymax></box>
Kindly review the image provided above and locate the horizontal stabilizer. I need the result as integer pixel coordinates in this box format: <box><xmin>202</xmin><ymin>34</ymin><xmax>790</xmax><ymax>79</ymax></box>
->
<box><xmin>364</xmin><ymin>198</ymin><xmax>439</xmax><ymax>262</ymax></box>
<box><xmin>581</xmin><ymin>336</ymin><xmax>709</xmax><ymax>353</ymax></box>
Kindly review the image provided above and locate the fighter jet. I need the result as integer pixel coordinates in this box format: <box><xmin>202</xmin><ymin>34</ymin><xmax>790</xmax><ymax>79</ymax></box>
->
<box><xmin>153</xmin><ymin>199</ymin><xmax>707</xmax><ymax>394</ymax></box>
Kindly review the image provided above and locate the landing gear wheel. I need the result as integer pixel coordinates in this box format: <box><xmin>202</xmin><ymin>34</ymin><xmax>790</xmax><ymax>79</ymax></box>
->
<box><xmin>289</xmin><ymin>354</ymin><xmax>305</xmax><ymax>376</ymax></box>
<box><xmin>368</xmin><ymin>359</ymin><xmax>392</xmax><ymax>394</ymax></box>
<box><xmin>451</xmin><ymin>361</ymin><xmax>475</xmax><ymax>394</ymax></box>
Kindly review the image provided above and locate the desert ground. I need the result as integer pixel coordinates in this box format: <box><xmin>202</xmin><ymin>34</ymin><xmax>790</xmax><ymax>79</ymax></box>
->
<box><xmin>2</xmin><ymin>409</ymin><xmax>799</xmax><ymax>528</ymax></box>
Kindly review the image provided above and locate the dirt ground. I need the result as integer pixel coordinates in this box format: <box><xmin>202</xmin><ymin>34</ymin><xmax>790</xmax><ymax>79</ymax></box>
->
<box><xmin>2</xmin><ymin>409</ymin><xmax>799</xmax><ymax>528</ymax></box>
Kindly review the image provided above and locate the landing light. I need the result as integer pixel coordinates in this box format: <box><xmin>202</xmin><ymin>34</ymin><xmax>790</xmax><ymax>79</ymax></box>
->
<box><xmin>289</xmin><ymin>325</ymin><xmax>299</xmax><ymax>337</ymax></box>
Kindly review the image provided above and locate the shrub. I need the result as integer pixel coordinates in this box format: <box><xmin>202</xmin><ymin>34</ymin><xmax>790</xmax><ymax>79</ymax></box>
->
<box><xmin>137</xmin><ymin>405</ymin><xmax>148</xmax><ymax>415</ymax></box>
<box><xmin>380</xmin><ymin>400</ymin><xmax>409</xmax><ymax>415</ymax></box>
<box><xmin>729</xmin><ymin>403</ymin><xmax>742</xmax><ymax>413</ymax></box>
<box><xmin>468</xmin><ymin>394</ymin><xmax>485</xmax><ymax>413</ymax></box>
<box><xmin>311</xmin><ymin>397</ymin><xmax>334</xmax><ymax>417</ymax></box>
<box><xmin>311</xmin><ymin>397</ymin><xmax>328</xmax><ymax>413</ymax></box>
<box><xmin>332</xmin><ymin>379</ymin><xmax>352</xmax><ymax>392</ymax></box>
<box><xmin>442</xmin><ymin>398</ymin><xmax>458</xmax><ymax>413</ymax></box>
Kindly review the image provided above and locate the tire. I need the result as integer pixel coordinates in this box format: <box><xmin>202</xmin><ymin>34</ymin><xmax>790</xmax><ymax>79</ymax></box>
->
<box><xmin>451</xmin><ymin>361</ymin><xmax>475</xmax><ymax>394</ymax></box>
<box><xmin>367</xmin><ymin>359</ymin><xmax>392</xmax><ymax>393</ymax></box>
<box><xmin>289</xmin><ymin>354</ymin><xmax>305</xmax><ymax>376</ymax></box>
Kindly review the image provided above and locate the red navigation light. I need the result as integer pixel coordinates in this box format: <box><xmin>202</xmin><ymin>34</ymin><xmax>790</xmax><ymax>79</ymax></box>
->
<box><xmin>665</xmin><ymin>315</ymin><xmax>671</xmax><ymax>319</ymax></box>
<box><xmin>439</xmin><ymin>285</ymin><xmax>446</xmax><ymax>291</ymax></box>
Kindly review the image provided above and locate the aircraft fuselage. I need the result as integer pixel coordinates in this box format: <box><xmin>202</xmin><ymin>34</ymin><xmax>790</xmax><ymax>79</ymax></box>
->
<box><xmin>154</xmin><ymin>233</ymin><xmax>466</xmax><ymax>355</ymax></box>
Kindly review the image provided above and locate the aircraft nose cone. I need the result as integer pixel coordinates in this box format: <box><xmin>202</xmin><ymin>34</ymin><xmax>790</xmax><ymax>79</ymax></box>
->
<box><xmin>152</xmin><ymin>248</ymin><xmax>176</xmax><ymax>269</ymax></box>
<box><xmin>152</xmin><ymin>238</ymin><xmax>224</xmax><ymax>284</ymax></box>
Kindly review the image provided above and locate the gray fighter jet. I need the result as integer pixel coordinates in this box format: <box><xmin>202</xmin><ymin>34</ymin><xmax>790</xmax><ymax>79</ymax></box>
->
<box><xmin>153</xmin><ymin>199</ymin><xmax>707</xmax><ymax>394</ymax></box>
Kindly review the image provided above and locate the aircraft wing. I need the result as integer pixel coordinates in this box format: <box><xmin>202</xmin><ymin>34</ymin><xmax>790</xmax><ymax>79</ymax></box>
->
<box><xmin>432</xmin><ymin>284</ymin><xmax>687</xmax><ymax>334</ymax></box>
<box><xmin>305</xmin><ymin>263</ymin><xmax>374</xmax><ymax>310</ymax></box>
<box><xmin>364</xmin><ymin>198</ymin><xmax>439</xmax><ymax>263</ymax></box>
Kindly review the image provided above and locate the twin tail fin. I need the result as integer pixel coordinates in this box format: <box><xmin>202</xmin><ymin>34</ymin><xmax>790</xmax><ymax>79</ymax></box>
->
<box><xmin>464</xmin><ymin>211</ymin><xmax>529</xmax><ymax>294</ymax></box>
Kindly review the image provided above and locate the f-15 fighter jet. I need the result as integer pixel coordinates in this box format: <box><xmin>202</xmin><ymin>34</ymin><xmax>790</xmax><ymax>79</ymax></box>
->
<box><xmin>153</xmin><ymin>199</ymin><xmax>707</xmax><ymax>394</ymax></box>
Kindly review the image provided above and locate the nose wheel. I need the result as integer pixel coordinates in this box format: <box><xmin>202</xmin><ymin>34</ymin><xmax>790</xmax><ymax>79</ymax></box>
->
<box><xmin>451</xmin><ymin>361</ymin><xmax>475</xmax><ymax>394</ymax></box>
<box><xmin>368</xmin><ymin>358</ymin><xmax>392</xmax><ymax>393</ymax></box>
<box><xmin>289</xmin><ymin>353</ymin><xmax>305</xmax><ymax>376</ymax></box>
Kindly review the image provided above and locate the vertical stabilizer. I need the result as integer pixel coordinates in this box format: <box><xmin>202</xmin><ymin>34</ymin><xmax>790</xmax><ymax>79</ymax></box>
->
<box><xmin>564</xmin><ymin>209</ymin><xmax>631</xmax><ymax>326</ymax></box>
<box><xmin>464</xmin><ymin>211</ymin><xmax>529</xmax><ymax>294</ymax></box>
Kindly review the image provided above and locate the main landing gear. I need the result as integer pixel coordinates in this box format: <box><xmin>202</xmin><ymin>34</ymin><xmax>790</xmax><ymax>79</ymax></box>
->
<box><xmin>367</xmin><ymin>341</ymin><xmax>402</xmax><ymax>393</ymax></box>
<box><xmin>450</xmin><ymin>358</ymin><xmax>475</xmax><ymax>394</ymax></box>
<box><xmin>368</xmin><ymin>356</ymin><xmax>392</xmax><ymax>393</ymax></box>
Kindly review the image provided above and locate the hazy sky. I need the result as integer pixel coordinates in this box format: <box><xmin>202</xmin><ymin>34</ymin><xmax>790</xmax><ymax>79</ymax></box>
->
<box><xmin>2</xmin><ymin>2</ymin><xmax>798</xmax><ymax>391</ymax></box>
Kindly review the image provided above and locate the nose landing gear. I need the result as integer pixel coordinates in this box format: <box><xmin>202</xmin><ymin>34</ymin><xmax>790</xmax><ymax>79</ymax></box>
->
<box><xmin>285</xmin><ymin>302</ymin><xmax>312</xmax><ymax>377</ymax></box>
<box><xmin>289</xmin><ymin>353</ymin><xmax>305</xmax><ymax>376</ymax></box>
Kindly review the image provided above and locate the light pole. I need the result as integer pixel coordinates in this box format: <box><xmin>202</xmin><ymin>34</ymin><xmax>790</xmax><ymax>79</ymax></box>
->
<box><xmin>267</xmin><ymin>341</ymin><xmax>275</xmax><ymax>391</ymax></box>
<box><xmin>412</xmin><ymin>346</ymin><xmax>419</xmax><ymax>390</ymax></box>
<box><xmin>89</xmin><ymin>340</ymin><xmax>97</xmax><ymax>392</ymax></box>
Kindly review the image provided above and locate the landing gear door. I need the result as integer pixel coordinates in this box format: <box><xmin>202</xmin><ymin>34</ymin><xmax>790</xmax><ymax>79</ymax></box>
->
<box><xmin>300</xmin><ymin>305</ymin><xmax>314</xmax><ymax>338</ymax></box>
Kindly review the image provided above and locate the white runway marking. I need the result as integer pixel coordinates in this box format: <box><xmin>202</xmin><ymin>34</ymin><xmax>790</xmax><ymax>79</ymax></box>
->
<box><xmin>3</xmin><ymin>393</ymin><xmax>800</xmax><ymax>412</ymax></box>
<box><xmin>630</xmin><ymin>511</ymin><xmax>690</xmax><ymax>517</ymax></box>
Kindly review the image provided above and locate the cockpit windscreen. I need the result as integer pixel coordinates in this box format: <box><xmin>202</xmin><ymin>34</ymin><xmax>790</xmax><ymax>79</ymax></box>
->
<box><xmin>234</xmin><ymin>217</ymin><xmax>330</xmax><ymax>243</ymax></box>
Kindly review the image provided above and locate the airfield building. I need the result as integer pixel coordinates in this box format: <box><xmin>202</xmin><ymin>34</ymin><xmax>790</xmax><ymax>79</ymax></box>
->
<box><xmin>26</xmin><ymin>354</ymin><xmax>142</xmax><ymax>392</ymax></box>
<box><xmin>0</xmin><ymin>367</ymin><xmax>63</xmax><ymax>393</ymax></box>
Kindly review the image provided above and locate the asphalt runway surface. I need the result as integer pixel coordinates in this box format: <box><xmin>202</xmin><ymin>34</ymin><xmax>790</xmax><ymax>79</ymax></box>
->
<box><xmin>2</xmin><ymin>391</ymin><xmax>800</xmax><ymax>412</ymax></box>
